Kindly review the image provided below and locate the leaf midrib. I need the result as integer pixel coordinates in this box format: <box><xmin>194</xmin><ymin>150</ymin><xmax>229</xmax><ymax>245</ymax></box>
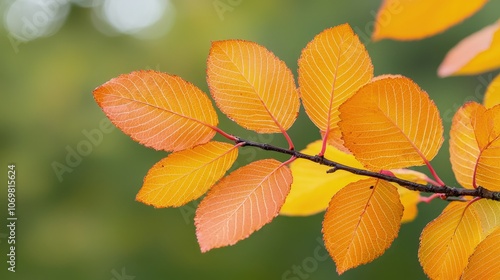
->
<box><xmin>103</xmin><ymin>93</ymin><xmax>215</xmax><ymax>128</ymax></box>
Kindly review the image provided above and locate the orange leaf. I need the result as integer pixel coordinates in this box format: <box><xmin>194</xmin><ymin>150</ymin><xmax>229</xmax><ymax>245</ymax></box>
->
<box><xmin>298</xmin><ymin>24</ymin><xmax>373</xmax><ymax>150</ymax></box>
<box><xmin>195</xmin><ymin>159</ymin><xmax>292</xmax><ymax>252</ymax></box>
<box><xmin>207</xmin><ymin>40</ymin><xmax>299</xmax><ymax>133</ymax></box>
<box><xmin>471</xmin><ymin>107</ymin><xmax>500</xmax><ymax>192</ymax></box>
<box><xmin>461</xmin><ymin>226</ymin><xmax>500</xmax><ymax>280</ymax></box>
<box><xmin>323</xmin><ymin>178</ymin><xmax>403</xmax><ymax>274</ymax></box>
<box><xmin>418</xmin><ymin>202</ymin><xmax>483</xmax><ymax>280</ymax></box>
<box><xmin>438</xmin><ymin>21</ymin><xmax>500</xmax><ymax>77</ymax></box>
<box><xmin>280</xmin><ymin>140</ymin><xmax>364</xmax><ymax>216</ymax></box>
<box><xmin>450</xmin><ymin>102</ymin><xmax>500</xmax><ymax>191</ymax></box>
<box><xmin>339</xmin><ymin>76</ymin><xmax>443</xmax><ymax>170</ymax></box>
<box><xmin>93</xmin><ymin>70</ymin><xmax>218</xmax><ymax>152</ymax></box>
<box><xmin>484</xmin><ymin>73</ymin><xmax>500</xmax><ymax>108</ymax></box>
<box><xmin>136</xmin><ymin>141</ymin><xmax>238</xmax><ymax>207</ymax></box>
<box><xmin>450</xmin><ymin>102</ymin><xmax>483</xmax><ymax>189</ymax></box>
<box><xmin>372</xmin><ymin>0</ymin><xmax>488</xmax><ymax>41</ymax></box>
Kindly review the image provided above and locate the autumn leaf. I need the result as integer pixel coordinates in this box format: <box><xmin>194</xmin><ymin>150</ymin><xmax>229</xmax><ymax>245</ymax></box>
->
<box><xmin>471</xmin><ymin>106</ymin><xmax>500</xmax><ymax>192</ymax></box>
<box><xmin>397</xmin><ymin>186</ymin><xmax>420</xmax><ymax>223</ymax></box>
<box><xmin>483</xmin><ymin>73</ymin><xmax>500</xmax><ymax>108</ymax></box>
<box><xmin>418</xmin><ymin>202</ymin><xmax>483</xmax><ymax>280</ymax></box>
<box><xmin>195</xmin><ymin>159</ymin><xmax>292</xmax><ymax>252</ymax></box>
<box><xmin>339</xmin><ymin>76</ymin><xmax>443</xmax><ymax>171</ymax></box>
<box><xmin>449</xmin><ymin>102</ymin><xmax>483</xmax><ymax>189</ymax></box>
<box><xmin>93</xmin><ymin>70</ymin><xmax>218</xmax><ymax>152</ymax></box>
<box><xmin>136</xmin><ymin>141</ymin><xmax>238</xmax><ymax>207</ymax></box>
<box><xmin>461</xmin><ymin>226</ymin><xmax>500</xmax><ymax>280</ymax></box>
<box><xmin>280</xmin><ymin>140</ymin><xmax>364</xmax><ymax>216</ymax></box>
<box><xmin>470</xmin><ymin>199</ymin><xmax>500</xmax><ymax>237</ymax></box>
<box><xmin>450</xmin><ymin>102</ymin><xmax>500</xmax><ymax>191</ymax></box>
<box><xmin>438</xmin><ymin>21</ymin><xmax>500</xmax><ymax>77</ymax></box>
<box><xmin>207</xmin><ymin>40</ymin><xmax>299</xmax><ymax>133</ymax></box>
<box><xmin>372</xmin><ymin>0</ymin><xmax>488</xmax><ymax>41</ymax></box>
<box><xmin>298</xmin><ymin>23</ymin><xmax>373</xmax><ymax>151</ymax></box>
<box><xmin>323</xmin><ymin>178</ymin><xmax>403</xmax><ymax>274</ymax></box>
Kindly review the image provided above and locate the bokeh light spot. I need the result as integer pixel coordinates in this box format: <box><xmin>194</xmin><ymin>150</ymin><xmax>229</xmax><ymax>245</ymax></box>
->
<box><xmin>4</xmin><ymin>0</ymin><xmax>71</xmax><ymax>42</ymax></box>
<box><xmin>102</xmin><ymin>0</ymin><xmax>167</xmax><ymax>35</ymax></box>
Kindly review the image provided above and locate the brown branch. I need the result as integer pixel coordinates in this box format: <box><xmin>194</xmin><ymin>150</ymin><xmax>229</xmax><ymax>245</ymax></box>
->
<box><xmin>234</xmin><ymin>137</ymin><xmax>500</xmax><ymax>202</ymax></box>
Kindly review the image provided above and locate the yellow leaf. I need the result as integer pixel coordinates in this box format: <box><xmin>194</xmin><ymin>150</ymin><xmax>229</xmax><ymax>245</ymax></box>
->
<box><xmin>195</xmin><ymin>159</ymin><xmax>292</xmax><ymax>252</ymax></box>
<box><xmin>93</xmin><ymin>70</ymin><xmax>218</xmax><ymax>152</ymax></box>
<box><xmin>339</xmin><ymin>76</ymin><xmax>444</xmax><ymax>170</ymax></box>
<box><xmin>471</xmin><ymin>199</ymin><xmax>500</xmax><ymax>237</ymax></box>
<box><xmin>461</xmin><ymin>226</ymin><xmax>500</xmax><ymax>280</ymax></box>
<box><xmin>280</xmin><ymin>142</ymin><xmax>421</xmax><ymax>221</ymax></box>
<box><xmin>280</xmin><ymin>140</ymin><xmax>364</xmax><ymax>216</ymax></box>
<box><xmin>397</xmin><ymin>187</ymin><xmax>419</xmax><ymax>223</ymax></box>
<box><xmin>450</xmin><ymin>102</ymin><xmax>500</xmax><ymax>191</ymax></box>
<box><xmin>483</xmin><ymin>73</ymin><xmax>500</xmax><ymax>108</ymax></box>
<box><xmin>298</xmin><ymin>23</ymin><xmax>373</xmax><ymax>151</ymax></box>
<box><xmin>373</xmin><ymin>0</ymin><xmax>488</xmax><ymax>41</ymax></box>
<box><xmin>207</xmin><ymin>40</ymin><xmax>299</xmax><ymax>133</ymax></box>
<box><xmin>439</xmin><ymin>21</ymin><xmax>500</xmax><ymax>77</ymax></box>
<box><xmin>136</xmin><ymin>141</ymin><xmax>238</xmax><ymax>207</ymax></box>
<box><xmin>390</xmin><ymin>169</ymin><xmax>426</xmax><ymax>223</ymax></box>
<box><xmin>323</xmin><ymin>178</ymin><xmax>403</xmax><ymax>274</ymax></box>
<box><xmin>418</xmin><ymin>202</ymin><xmax>483</xmax><ymax>280</ymax></box>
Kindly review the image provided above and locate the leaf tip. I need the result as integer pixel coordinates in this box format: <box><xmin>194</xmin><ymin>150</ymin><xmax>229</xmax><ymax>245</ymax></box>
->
<box><xmin>197</xmin><ymin>237</ymin><xmax>212</xmax><ymax>253</ymax></box>
<box><xmin>336</xmin><ymin>268</ymin><xmax>346</xmax><ymax>275</ymax></box>
<box><xmin>370</xmin><ymin>30</ymin><xmax>382</xmax><ymax>42</ymax></box>
<box><xmin>437</xmin><ymin>64</ymin><xmax>453</xmax><ymax>78</ymax></box>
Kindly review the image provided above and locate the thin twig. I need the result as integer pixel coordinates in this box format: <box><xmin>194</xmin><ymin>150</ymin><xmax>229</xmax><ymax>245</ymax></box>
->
<box><xmin>234</xmin><ymin>137</ymin><xmax>500</xmax><ymax>202</ymax></box>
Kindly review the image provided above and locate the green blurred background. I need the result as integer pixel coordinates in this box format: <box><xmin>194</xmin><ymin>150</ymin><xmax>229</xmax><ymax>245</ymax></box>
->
<box><xmin>1</xmin><ymin>0</ymin><xmax>499</xmax><ymax>279</ymax></box>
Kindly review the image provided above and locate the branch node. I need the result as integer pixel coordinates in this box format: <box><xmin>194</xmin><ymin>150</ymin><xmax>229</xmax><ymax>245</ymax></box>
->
<box><xmin>315</xmin><ymin>155</ymin><xmax>325</xmax><ymax>165</ymax></box>
<box><xmin>476</xmin><ymin>185</ymin><xmax>485</xmax><ymax>196</ymax></box>
<box><xmin>326</xmin><ymin>167</ymin><xmax>338</xmax><ymax>174</ymax></box>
